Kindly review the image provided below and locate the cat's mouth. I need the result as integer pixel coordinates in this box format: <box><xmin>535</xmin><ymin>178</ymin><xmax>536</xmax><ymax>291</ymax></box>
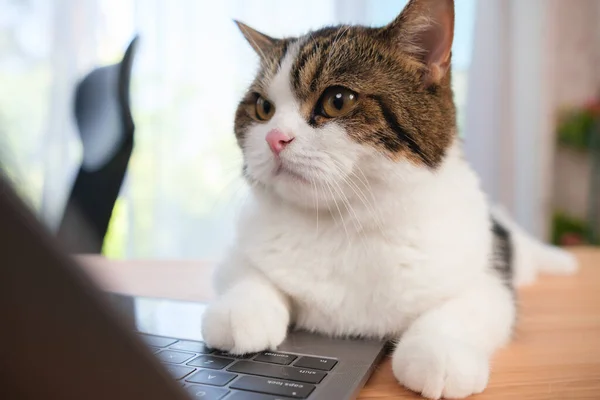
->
<box><xmin>273</xmin><ymin>163</ymin><xmax>310</xmax><ymax>184</ymax></box>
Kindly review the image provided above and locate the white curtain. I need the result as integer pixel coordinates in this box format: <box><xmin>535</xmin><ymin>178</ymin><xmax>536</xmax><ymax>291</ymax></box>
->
<box><xmin>2</xmin><ymin>0</ymin><xmax>476</xmax><ymax>261</ymax></box>
<box><xmin>465</xmin><ymin>0</ymin><xmax>600</xmax><ymax>239</ymax></box>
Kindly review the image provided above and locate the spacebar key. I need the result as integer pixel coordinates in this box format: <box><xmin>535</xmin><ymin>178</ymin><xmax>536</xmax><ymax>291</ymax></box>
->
<box><xmin>230</xmin><ymin>376</ymin><xmax>315</xmax><ymax>399</ymax></box>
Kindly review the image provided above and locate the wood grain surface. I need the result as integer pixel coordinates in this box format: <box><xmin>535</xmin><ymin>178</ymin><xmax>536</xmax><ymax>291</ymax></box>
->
<box><xmin>78</xmin><ymin>247</ymin><xmax>600</xmax><ymax>399</ymax></box>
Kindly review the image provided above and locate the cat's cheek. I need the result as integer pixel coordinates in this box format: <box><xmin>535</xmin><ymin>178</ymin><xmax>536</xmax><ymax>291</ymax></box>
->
<box><xmin>242</xmin><ymin>126</ymin><xmax>278</xmax><ymax>180</ymax></box>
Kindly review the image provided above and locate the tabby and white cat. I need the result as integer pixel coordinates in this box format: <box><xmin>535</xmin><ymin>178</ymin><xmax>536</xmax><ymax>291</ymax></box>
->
<box><xmin>201</xmin><ymin>0</ymin><xmax>577</xmax><ymax>398</ymax></box>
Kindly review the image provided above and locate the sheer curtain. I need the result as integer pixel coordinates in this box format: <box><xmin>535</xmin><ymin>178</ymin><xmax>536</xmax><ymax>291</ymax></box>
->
<box><xmin>1</xmin><ymin>0</ymin><xmax>475</xmax><ymax>261</ymax></box>
<box><xmin>464</xmin><ymin>0</ymin><xmax>600</xmax><ymax>239</ymax></box>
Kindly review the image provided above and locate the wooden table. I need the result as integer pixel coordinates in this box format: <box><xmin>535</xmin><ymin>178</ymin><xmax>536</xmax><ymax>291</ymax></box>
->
<box><xmin>79</xmin><ymin>247</ymin><xmax>600</xmax><ymax>399</ymax></box>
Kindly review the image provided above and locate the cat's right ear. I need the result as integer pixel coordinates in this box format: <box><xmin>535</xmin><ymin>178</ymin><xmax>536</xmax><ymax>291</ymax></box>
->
<box><xmin>381</xmin><ymin>0</ymin><xmax>455</xmax><ymax>86</ymax></box>
<box><xmin>235</xmin><ymin>20</ymin><xmax>278</xmax><ymax>59</ymax></box>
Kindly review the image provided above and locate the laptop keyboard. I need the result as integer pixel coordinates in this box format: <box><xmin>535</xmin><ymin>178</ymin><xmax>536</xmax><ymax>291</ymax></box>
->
<box><xmin>138</xmin><ymin>333</ymin><xmax>338</xmax><ymax>400</ymax></box>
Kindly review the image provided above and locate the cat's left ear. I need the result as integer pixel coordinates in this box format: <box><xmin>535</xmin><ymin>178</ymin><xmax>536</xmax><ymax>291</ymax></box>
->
<box><xmin>381</xmin><ymin>0</ymin><xmax>455</xmax><ymax>86</ymax></box>
<box><xmin>235</xmin><ymin>20</ymin><xmax>279</xmax><ymax>59</ymax></box>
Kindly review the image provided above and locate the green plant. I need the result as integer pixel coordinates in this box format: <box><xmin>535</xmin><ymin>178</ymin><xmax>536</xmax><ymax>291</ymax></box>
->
<box><xmin>551</xmin><ymin>211</ymin><xmax>597</xmax><ymax>246</ymax></box>
<box><xmin>557</xmin><ymin>99</ymin><xmax>600</xmax><ymax>151</ymax></box>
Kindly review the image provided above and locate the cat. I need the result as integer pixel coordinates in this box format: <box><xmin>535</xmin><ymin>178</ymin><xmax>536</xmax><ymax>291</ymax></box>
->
<box><xmin>200</xmin><ymin>0</ymin><xmax>577</xmax><ymax>398</ymax></box>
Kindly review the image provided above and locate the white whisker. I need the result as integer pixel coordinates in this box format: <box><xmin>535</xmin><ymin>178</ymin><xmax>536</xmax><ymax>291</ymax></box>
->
<box><xmin>329</xmin><ymin>173</ymin><xmax>363</xmax><ymax>233</ymax></box>
<box><xmin>323</xmin><ymin>157</ymin><xmax>388</xmax><ymax>243</ymax></box>
<box><xmin>309</xmin><ymin>175</ymin><xmax>319</xmax><ymax>236</ymax></box>
<box><xmin>323</xmin><ymin>176</ymin><xmax>349</xmax><ymax>242</ymax></box>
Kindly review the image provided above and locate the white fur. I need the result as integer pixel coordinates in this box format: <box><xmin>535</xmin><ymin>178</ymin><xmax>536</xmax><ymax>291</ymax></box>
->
<box><xmin>201</xmin><ymin>42</ymin><xmax>577</xmax><ymax>399</ymax></box>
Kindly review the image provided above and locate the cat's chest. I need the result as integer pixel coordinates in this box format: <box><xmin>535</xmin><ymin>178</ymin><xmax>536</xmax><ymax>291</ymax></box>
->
<box><xmin>239</xmin><ymin>221</ymin><xmax>439</xmax><ymax>337</ymax></box>
<box><xmin>244</xmin><ymin>220</ymin><xmax>406</xmax><ymax>284</ymax></box>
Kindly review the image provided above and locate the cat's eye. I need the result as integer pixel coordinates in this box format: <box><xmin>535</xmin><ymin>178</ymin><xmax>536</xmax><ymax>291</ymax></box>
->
<box><xmin>320</xmin><ymin>86</ymin><xmax>358</xmax><ymax>118</ymax></box>
<box><xmin>255</xmin><ymin>95</ymin><xmax>275</xmax><ymax>121</ymax></box>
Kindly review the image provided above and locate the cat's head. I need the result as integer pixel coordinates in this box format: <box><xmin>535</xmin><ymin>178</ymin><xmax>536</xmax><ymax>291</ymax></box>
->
<box><xmin>234</xmin><ymin>0</ymin><xmax>456</xmax><ymax>209</ymax></box>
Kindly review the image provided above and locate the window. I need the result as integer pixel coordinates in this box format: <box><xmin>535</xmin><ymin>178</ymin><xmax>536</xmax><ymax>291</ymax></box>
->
<box><xmin>0</xmin><ymin>0</ymin><xmax>476</xmax><ymax>260</ymax></box>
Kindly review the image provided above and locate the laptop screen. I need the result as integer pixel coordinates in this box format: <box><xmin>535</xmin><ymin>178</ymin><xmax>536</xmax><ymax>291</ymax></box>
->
<box><xmin>0</xmin><ymin>175</ymin><xmax>190</xmax><ymax>400</ymax></box>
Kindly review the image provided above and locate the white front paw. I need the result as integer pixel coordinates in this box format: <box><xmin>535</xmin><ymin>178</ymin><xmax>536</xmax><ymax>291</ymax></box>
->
<box><xmin>201</xmin><ymin>293</ymin><xmax>289</xmax><ymax>355</ymax></box>
<box><xmin>392</xmin><ymin>335</ymin><xmax>489</xmax><ymax>399</ymax></box>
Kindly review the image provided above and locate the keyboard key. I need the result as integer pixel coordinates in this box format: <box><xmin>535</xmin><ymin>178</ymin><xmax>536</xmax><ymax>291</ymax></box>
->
<box><xmin>169</xmin><ymin>340</ymin><xmax>212</xmax><ymax>354</ymax></box>
<box><xmin>148</xmin><ymin>346</ymin><xmax>161</xmax><ymax>354</ymax></box>
<box><xmin>228</xmin><ymin>391</ymin><xmax>292</xmax><ymax>400</ymax></box>
<box><xmin>228</xmin><ymin>361</ymin><xmax>326</xmax><ymax>384</ymax></box>
<box><xmin>163</xmin><ymin>364</ymin><xmax>195</xmax><ymax>380</ymax></box>
<box><xmin>254</xmin><ymin>351</ymin><xmax>297</xmax><ymax>365</ymax></box>
<box><xmin>293</xmin><ymin>356</ymin><xmax>337</xmax><ymax>371</ymax></box>
<box><xmin>212</xmin><ymin>350</ymin><xmax>255</xmax><ymax>359</ymax></box>
<box><xmin>186</xmin><ymin>369</ymin><xmax>237</xmax><ymax>386</ymax></box>
<box><xmin>230</xmin><ymin>376</ymin><xmax>315</xmax><ymax>399</ymax></box>
<box><xmin>138</xmin><ymin>333</ymin><xmax>178</xmax><ymax>348</ymax></box>
<box><xmin>187</xmin><ymin>355</ymin><xmax>234</xmax><ymax>370</ymax></box>
<box><xmin>185</xmin><ymin>384</ymin><xmax>229</xmax><ymax>399</ymax></box>
<box><xmin>156</xmin><ymin>350</ymin><xmax>195</xmax><ymax>364</ymax></box>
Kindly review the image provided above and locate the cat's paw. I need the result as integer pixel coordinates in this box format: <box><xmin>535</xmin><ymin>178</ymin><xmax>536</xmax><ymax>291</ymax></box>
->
<box><xmin>201</xmin><ymin>293</ymin><xmax>289</xmax><ymax>355</ymax></box>
<box><xmin>392</xmin><ymin>335</ymin><xmax>489</xmax><ymax>399</ymax></box>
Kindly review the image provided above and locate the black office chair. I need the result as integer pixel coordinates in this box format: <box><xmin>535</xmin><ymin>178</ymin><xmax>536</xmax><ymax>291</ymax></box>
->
<box><xmin>57</xmin><ymin>36</ymin><xmax>139</xmax><ymax>253</ymax></box>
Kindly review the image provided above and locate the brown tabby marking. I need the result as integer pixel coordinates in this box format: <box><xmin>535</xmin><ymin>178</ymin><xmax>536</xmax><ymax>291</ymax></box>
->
<box><xmin>234</xmin><ymin>38</ymin><xmax>292</xmax><ymax>147</ymax></box>
<box><xmin>234</xmin><ymin>2</ymin><xmax>456</xmax><ymax>169</ymax></box>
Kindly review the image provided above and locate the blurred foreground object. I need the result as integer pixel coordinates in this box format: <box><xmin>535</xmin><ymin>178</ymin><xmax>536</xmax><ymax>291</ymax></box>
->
<box><xmin>0</xmin><ymin>173</ymin><xmax>190</xmax><ymax>400</ymax></box>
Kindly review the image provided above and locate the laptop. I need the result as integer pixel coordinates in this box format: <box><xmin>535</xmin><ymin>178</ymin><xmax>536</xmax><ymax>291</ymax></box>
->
<box><xmin>0</xmin><ymin>174</ymin><xmax>388</xmax><ymax>400</ymax></box>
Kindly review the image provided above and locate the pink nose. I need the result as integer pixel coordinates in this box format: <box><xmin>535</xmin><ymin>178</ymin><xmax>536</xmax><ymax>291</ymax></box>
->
<box><xmin>266</xmin><ymin>129</ymin><xmax>294</xmax><ymax>155</ymax></box>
